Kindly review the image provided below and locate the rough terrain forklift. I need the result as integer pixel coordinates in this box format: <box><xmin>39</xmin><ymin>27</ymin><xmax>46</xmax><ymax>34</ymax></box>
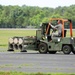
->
<box><xmin>8</xmin><ymin>18</ymin><xmax>75</xmax><ymax>54</ymax></box>
<box><xmin>38</xmin><ymin>18</ymin><xmax>75</xmax><ymax>54</ymax></box>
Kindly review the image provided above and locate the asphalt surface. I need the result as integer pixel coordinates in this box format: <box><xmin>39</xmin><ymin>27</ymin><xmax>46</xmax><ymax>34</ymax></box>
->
<box><xmin>0</xmin><ymin>51</ymin><xmax>75</xmax><ymax>73</ymax></box>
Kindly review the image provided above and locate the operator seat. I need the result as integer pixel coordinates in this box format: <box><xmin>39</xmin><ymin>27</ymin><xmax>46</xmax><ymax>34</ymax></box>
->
<box><xmin>60</xmin><ymin>30</ymin><xmax>67</xmax><ymax>37</ymax></box>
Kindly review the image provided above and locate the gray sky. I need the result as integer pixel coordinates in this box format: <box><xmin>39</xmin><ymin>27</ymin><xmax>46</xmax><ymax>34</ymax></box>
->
<box><xmin>0</xmin><ymin>0</ymin><xmax>75</xmax><ymax>8</ymax></box>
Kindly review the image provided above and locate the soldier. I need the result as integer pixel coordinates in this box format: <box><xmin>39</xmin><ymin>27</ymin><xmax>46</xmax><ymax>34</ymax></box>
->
<box><xmin>49</xmin><ymin>20</ymin><xmax>62</xmax><ymax>37</ymax></box>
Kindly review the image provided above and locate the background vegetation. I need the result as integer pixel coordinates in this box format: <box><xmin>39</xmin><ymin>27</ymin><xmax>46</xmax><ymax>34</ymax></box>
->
<box><xmin>0</xmin><ymin>5</ymin><xmax>75</xmax><ymax>28</ymax></box>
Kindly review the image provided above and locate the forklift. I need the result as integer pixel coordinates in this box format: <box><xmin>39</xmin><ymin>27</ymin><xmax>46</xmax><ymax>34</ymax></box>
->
<box><xmin>8</xmin><ymin>18</ymin><xmax>75</xmax><ymax>54</ymax></box>
<box><xmin>38</xmin><ymin>18</ymin><xmax>75</xmax><ymax>54</ymax></box>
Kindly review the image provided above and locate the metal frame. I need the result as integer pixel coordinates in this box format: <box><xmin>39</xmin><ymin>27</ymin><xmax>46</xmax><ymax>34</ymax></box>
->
<box><xmin>50</xmin><ymin>18</ymin><xmax>73</xmax><ymax>38</ymax></box>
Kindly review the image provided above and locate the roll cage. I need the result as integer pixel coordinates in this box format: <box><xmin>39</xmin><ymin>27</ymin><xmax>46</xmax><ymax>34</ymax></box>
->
<box><xmin>46</xmin><ymin>18</ymin><xmax>73</xmax><ymax>38</ymax></box>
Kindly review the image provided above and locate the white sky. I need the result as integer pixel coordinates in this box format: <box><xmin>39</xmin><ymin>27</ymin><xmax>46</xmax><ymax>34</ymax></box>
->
<box><xmin>0</xmin><ymin>0</ymin><xmax>75</xmax><ymax>8</ymax></box>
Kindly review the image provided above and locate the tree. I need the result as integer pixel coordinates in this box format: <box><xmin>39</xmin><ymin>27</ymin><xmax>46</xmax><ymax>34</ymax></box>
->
<box><xmin>0</xmin><ymin>5</ymin><xmax>75</xmax><ymax>28</ymax></box>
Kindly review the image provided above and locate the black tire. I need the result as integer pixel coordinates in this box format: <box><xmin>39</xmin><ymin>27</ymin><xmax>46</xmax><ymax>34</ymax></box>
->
<box><xmin>62</xmin><ymin>45</ymin><xmax>71</xmax><ymax>54</ymax></box>
<box><xmin>49</xmin><ymin>51</ymin><xmax>57</xmax><ymax>54</ymax></box>
<box><xmin>38</xmin><ymin>43</ymin><xmax>48</xmax><ymax>54</ymax></box>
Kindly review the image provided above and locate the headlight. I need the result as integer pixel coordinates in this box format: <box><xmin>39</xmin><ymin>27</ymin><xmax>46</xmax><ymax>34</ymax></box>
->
<box><xmin>19</xmin><ymin>38</ymin><xmax>23</xmax><ymax>44</ymax></box>
<box><xmin>9</xmin><ymin>38</ymin><xmax>13</xmax><ymax>44</ymax></box>
<box><xmin>45</xmin><ymin>36</ymin><xmax>47</xmax><ymax>39</ymax></box>
<box><xmin>58</xmin><ymin>38</ymin><xmax>60</xmax><ymax>42</ymax></box>
<box><xmin>14</xmin><ymin>38</ymin><xmax>18</xmax><ymax>44</ymax></box>
<box><xmin>71</xmin><ymin>37</ymin><xmax>73</xmax><ymax>40</ymax></box>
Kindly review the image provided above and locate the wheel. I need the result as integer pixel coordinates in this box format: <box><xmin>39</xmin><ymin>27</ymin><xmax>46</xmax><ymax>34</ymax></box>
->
<box><xmin>49</xmin><ymin>51</ymin><xmax>57</xmax><ymax>54</ymax></box>
<box><xmin>38</xmin><ymin>43</ymin><xmax>48</xmax><ymax>54</ymax></box>
<box><xmin>62</xmin><ymin>45</ymin><xmax>71</xmax><ymax>54</ymax></box>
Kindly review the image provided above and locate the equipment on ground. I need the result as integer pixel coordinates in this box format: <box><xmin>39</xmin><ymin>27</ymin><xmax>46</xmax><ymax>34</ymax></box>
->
<box><xmin>8</xmin><ymin>18</ymin><xmax>75</xmax><ymax>54</ymax></box>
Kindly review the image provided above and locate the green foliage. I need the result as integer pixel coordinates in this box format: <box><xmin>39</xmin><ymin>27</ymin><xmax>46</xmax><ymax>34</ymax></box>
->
<box><xmin>0</xmin><ymin>5</ymin><xmax>75</xmax><ymax>28</ymax></box>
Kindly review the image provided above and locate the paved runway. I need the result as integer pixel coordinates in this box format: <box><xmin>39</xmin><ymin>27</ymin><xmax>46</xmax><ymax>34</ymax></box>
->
<box><xmin>0</xmin><ymin>51</ymin><xmax>75</xmax><ymax>73</ymax></box>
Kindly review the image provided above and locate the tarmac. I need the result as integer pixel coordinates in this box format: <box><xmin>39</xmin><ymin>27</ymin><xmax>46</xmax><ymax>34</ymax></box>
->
<box><xmin>0</xmin><ymin>51</ymin><xmax>75</xmax><ymax>73</ymax></box>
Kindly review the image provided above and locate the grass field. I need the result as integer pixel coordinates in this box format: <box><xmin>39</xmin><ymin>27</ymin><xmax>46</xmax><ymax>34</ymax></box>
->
<box><xmin>0</xmin><ymin>71</ymin><xmax>75</xmax><ymax>75</ymax></box>
<box><xmin>0</xmin><ymin>29</ymin><xmax>75</xmax><ymax>51</ymax></box>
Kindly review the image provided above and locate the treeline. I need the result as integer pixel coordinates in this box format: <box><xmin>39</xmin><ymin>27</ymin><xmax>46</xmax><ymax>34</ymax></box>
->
<box><xmin>0</xmin><ymin>5</ymin><xmax>75</xmax><ymax>28</ymax></box>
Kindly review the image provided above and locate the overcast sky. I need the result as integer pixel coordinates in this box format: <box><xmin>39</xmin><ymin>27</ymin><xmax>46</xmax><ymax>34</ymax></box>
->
<box><xmin>0</xmin><ymin>0</ymin><xmax>75</xmax><ymax>8</ymax></box>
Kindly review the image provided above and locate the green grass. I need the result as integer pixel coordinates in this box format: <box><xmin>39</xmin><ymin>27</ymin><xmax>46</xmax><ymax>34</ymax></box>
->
<box><xmin>0</xmin><ymin>71</ymin><xmax>75</xmax><ymax>75</ymax></box>
<box><xmin>0</xmin><ymin>29</ymin><xmax>75</xmax><ymax>51</ymax></box>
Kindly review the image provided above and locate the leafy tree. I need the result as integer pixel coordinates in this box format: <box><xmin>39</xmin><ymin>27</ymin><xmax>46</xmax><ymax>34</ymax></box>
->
<box><xmin>0</xmin><ymin>5</ymin><xmax>75</xmax><ymax>28</ymax></box>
